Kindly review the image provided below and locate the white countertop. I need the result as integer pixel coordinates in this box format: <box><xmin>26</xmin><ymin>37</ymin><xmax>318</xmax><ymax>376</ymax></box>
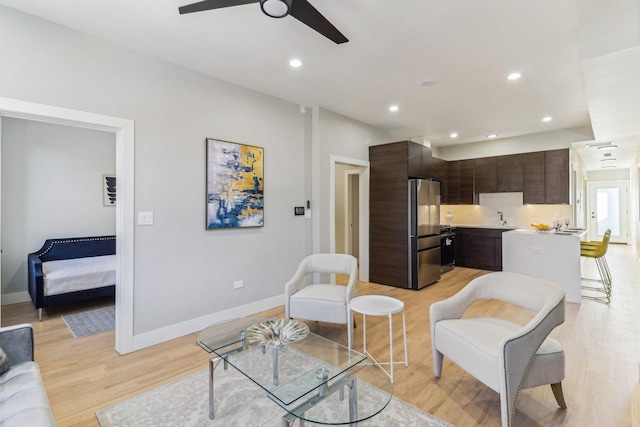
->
<box><xmin>452</xmin><ymin>224</ymin><xmax>519</xmax><ymax>230</ymax></box>
<box><xmin>505</xmin><ymin>228</ymin><xmax>588</xmax><ymax>237</ymax></box>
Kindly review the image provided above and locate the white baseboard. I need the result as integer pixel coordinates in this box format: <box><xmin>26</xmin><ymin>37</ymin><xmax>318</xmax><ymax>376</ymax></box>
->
<box><xmin>1</xmin><ymin>291</ymin><xmax>31</xmax><ymax>306</ymax></box>
<box><xmin>131</xmin><ymin>294</ymin><xmax>284</xmax><ymax>352</ymax></box>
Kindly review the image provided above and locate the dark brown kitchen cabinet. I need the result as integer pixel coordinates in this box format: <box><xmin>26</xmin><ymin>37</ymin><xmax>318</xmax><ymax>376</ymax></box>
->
<box><xmin>523</xmin><ymin>152</ymin><xmax>545</xmax><ymax>203</ymax></box>
<box><xmin>368</xmin><ymin>140</ymin><xmax>433</xmax><ymax>288</ymax></box>
<box><xmin>522</xmin><ymin>149</ymin><xmax>569</xmax><ymax>204</ymax></box>
<box><xmin>545</xmin><ymin>149</ymin><xmax>570</xmax><ymax>204</ymax></box>
<box><xmin>407</xmin><ymin>141</ymin><xmax>423</xmax><ymax>178</ymax></box>
<box><xmin>447</xmin><ymin>160</ymin><xmax>474</xmax><ymax>205</ymax></box>
<box><xmin>432</xmin><ymin>157</ymin><xmax>448</xmax><ymax>203</ymax></box>
<box><xmin>407</xmin><ymin>141</ymin><xmax>432</xmax><ymax>179</ymax></box>
<box><xmin>454</xmin><ymin>227</ymin><xmax>508</xmax><ymax>271</ymax></box>
<box><xmin>474</xmin><ymin>157</ymin><xmax>498</xmax><ymax>193</ymax></box>
<box><xmin>497</xmin><ymin>154</ymin><xmax>523</xmax><ymax>192</ymax></box>
<box><xmin>447</xmin><ymin>161</ymin><xmax>460</xmax><ymax>205</ymax></box>
<box><xmin>459</xmin><ymin>160</ymin><xmax>475</xmax><ymax>204</ymax></box>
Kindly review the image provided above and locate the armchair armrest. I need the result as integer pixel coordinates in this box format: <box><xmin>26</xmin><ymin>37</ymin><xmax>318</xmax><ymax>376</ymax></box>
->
<box><xmin>284</xmin><ymin>264</ymin><xmax>308</xmax><ymax>298</ymax></box>
<box><xmin>0</xmin><ymin>324</ymin><xmax>34</xmax><ymax>364</ymax></box>
<box><xmin>429</xmin><ymin>282</ymin><xmax>477</xmax><ymax>323</ymax></box>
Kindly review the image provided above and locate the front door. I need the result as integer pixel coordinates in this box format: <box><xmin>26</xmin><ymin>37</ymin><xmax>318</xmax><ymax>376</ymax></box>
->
<box><xmin>588</xmin><ymin>181</ymin><xmax>629</xmax><ymax>244</ymax></box>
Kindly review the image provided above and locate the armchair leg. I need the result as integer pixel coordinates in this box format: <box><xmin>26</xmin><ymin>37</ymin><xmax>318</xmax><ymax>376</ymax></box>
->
<box><xmin>550</xmin><ymin>382</ymin><xmax>567</xmax><ymax>409</ymax></box>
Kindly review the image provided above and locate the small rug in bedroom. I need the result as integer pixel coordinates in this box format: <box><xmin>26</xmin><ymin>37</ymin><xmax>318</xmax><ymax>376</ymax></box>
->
<box><xmin>62</xmin><ymin>305</ymin><xmax>115</xmax><ymax>338</ymax></box>
<box><xmin>96</xmin><ymin>367</ymin><xmax>454</xmax><ymax>427</ymax></box>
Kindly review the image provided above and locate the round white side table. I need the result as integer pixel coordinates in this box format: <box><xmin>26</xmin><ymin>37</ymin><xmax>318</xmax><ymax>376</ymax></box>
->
<box><xmin>348</xmin><ymin>295</ymin><xmax>408</xmax><ymax>383</ymax></box>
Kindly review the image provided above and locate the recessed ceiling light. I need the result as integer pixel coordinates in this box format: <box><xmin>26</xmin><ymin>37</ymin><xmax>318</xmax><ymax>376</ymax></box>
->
<box><xmin>507</xmin><ymin>72</ymin><xmax>522</xmax><ymax>80</ymax></box>
<box><xmin>487</xmin><ymin>133</ymin><xmax>497</xmax><ymax>138</ymax></box>
<box><xmin>597</xmin><ymin>144</ymin><xmax>618</xmax><ymax>150</ymax></box>
<box><xmin>601</xmin><ymin>158</ymin><xmax>616</xmax><ymax>162</ymax></box>
<box><xmin>602</xmin><ymin>165</ymin><xmax>616</xmax><ymax>169</ymax></box>
<box><xmin>389</xmin><ymin>105</ymin><xmax>399</xmax><ymax>112</ymax></box>
<box><xmin>289</xmin><ymin>58</ymin><xmax>302</xmax><ymax>68</ymax></box>
<box><xmin>450</xmin><ymin>132</ymin><xmax>458</xmax><ymax>138</ymax></box>
<box><xmin>542</xmin><ymin>116</ymin><xmax>552</xmax><ymax>122</ymax></box>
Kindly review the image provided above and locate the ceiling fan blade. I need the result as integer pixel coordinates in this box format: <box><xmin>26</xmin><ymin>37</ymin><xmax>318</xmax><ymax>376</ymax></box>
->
<box><xmin>179</xmin><ymin>0</ymin><xmax>258</xmax><ymax>15</ymax></box>
<box><xmin>289</xmin><ymin>0</ymin><xmax>348</xmax><ymax>44</ymax></box>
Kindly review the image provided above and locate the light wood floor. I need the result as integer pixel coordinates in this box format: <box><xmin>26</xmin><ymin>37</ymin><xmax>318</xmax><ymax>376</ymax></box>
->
<box><xmin>3</xmin><ymin>244</ymin><xmax>639</xmax><ymax>426</ymax></box>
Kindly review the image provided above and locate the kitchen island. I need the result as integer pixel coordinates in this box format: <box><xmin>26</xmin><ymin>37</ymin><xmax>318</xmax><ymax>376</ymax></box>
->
<box><xmin>502</xmin><ymin>228</ymin><xmax>587</xmax><ymax>303</ymax></box>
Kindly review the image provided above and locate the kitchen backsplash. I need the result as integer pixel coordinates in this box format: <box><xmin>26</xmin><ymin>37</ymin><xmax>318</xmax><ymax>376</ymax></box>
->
<box><xmin>441</xmin><ymin>202</ymin><xmax>572</xmax><ymax>228</ymax></box>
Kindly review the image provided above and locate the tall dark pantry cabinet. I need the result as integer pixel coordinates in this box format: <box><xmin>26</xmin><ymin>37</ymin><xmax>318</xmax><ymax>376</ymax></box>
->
<box><xmin>369</xmin><ymin>141</ymin><xmax>434</xmax><ymax>289</ymax></box>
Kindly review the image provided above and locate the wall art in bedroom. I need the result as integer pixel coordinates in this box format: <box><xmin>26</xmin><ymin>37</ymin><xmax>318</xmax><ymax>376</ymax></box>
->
<box><xmin>206</xmin><ymin>138</ymin><xmax>264</xmax><ymax>229</ymax></box>
<box><xmin>103</xmin><ymin>175</ymin><xmax>116</xmax><ymax>206</ymax></box>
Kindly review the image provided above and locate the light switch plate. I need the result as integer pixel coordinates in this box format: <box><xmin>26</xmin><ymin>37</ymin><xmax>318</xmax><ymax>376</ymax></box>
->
<box><xmin>138</xmin><ymin>211</ymin><xmax>154</xmax><ymax>225</ymax></box>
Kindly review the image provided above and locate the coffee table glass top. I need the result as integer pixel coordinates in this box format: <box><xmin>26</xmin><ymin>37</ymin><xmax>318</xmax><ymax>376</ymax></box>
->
<box><xmin>197</xmin><ymin>317</ymin><xmax>393</xmax><ymax>424</ymax></box>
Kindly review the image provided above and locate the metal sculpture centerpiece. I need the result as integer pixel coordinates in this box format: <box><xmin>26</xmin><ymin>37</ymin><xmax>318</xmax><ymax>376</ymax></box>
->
<box><xmin>245</xmin><ymin>318</ymin><xmax>309</xmax><ymax>347</ymax></box>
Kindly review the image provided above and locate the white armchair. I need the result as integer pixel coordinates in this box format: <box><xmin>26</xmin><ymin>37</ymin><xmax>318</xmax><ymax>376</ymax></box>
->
<box><xmin>285</xmin><ymin>253</ymin><xmax>358</xmax><ymax>325</ymax></box>
<box><xmin>430</xmin><ymin>272</ymin><xmax>567</xmax><ymax>427</ymax></box>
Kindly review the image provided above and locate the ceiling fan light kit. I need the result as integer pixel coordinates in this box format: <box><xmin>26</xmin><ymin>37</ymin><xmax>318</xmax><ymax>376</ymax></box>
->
<box><xmin>179</xmin><ymin>0</ymin><xmax>348</xmax><ymax>44</ymax></box>
<box><xmin>260</xmin><ymin>0</ymin><xmax>292</xmax><ymax>18</ymax></box>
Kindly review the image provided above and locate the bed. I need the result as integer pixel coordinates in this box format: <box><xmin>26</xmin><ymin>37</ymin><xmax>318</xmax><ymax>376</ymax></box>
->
<box><xmin>27</xmin><ymin>235</ymin><xmax>116</xmax><ymax>320</ymax></box>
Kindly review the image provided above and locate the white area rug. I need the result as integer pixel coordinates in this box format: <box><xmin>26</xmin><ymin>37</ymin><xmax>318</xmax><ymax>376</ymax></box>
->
<box><xmin>96</xmin><ymin>367</ymin><xmax>453</xmax><ymax>427</ymax></box>
<box><xmin>62</xmin><ymin>305</ymin><xmax>115</xmax><ymax>338</ymax></box>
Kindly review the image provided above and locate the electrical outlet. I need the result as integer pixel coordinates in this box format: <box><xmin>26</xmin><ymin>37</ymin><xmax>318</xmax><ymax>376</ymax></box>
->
<box><xmin>533</xmin><ymin>247</ymin><xmax>544</xmax><ymax>254</ymax></box>
<box><xmin>233</xmin><ymin>280</ymin><xmax>244</xmax><ymax>289</ymax></box>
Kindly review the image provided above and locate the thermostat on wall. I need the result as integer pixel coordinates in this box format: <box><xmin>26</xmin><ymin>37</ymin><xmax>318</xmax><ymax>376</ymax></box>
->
<box><xmin>294</xmin><ymin>207</ymin><xmax>305</xmax><ymax>216</ymax></box>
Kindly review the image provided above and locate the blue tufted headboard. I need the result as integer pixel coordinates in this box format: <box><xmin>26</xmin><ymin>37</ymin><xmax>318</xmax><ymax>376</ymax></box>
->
<box><xmin>32</xmin><ymin>235</ymin><xmax>116</xmax><ymax>262</ymax></box>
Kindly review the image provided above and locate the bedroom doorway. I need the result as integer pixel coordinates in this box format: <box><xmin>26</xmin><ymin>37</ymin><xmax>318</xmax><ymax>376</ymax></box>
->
<box><xmin>329</xmin><ymin>155</ymin><xmax>370</xmax><ymax>282</ymax></box>
<box><xmin>1</xmin><ymin>118</ymin><xmax>116</xmax><ymax>318</ymax></box>
<box><xmin>0</xmin><ymin>97</ymin><xmax>134</xmax><ymax>354</ymax></box>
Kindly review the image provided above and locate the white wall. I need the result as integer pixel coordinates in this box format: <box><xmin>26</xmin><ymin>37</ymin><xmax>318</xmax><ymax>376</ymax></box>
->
<box><xmin>586</xmin><ymin>168</ymin><xmax>631</xmax><ymax>181</ymax></box>
<box><xmin>633</xmin><ymin>153</ymin><xmax>640</xmax><ymax>256</ymax></box>
<box><xmin>317</xmin><ymin>108</ymin><xmax>396</xmax><ymax>254</ymax></box>
<box><xmin>570</xmin><ymin>147</ymin><xmax>588</xmax><ymax>228</ymax></box>
<box><xmin>436</xmin><ymin>126</ymin><xmax>594</xmax><ymax>160</ymax></box>
<box><xmin>1</xmin><ymin>118</ymin><xmax>116</xmax><ymax>301</ymax></box>
<box><xmin>0</xmin><ymin>6</ymin><xmax>308</xmax><ymax>335</ymax></box>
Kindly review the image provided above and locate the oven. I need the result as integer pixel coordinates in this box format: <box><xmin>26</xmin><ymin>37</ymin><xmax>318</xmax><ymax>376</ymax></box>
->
<box><xmin>440</xmin><ymin>226</ymin><xmax>455</xmax><ymax>273</ymax></box>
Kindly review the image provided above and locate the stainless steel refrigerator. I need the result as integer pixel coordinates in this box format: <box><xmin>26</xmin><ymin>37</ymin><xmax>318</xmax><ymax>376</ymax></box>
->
<box><xmin>409</xmin><ymin>179</ymin><xmax>441</xmax><ymax>289</ymax></box>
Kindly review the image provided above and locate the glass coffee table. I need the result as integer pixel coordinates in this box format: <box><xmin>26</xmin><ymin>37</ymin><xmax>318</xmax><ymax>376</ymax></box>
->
<box><xmin>197</xmin><ymin>317</ymin><xmax>393</xmax><ymax>426</ymax></box>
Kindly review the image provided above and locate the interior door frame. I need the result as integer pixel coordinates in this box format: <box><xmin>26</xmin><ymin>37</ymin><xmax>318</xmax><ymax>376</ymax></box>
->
<box><xmin>587</xmin><ymin>180</ymin><xmax>629</xmax><ymax>244</ymax></box>
<box><xmin>329</xmin><ymin>155</ymin><xmax>369</xmax><ymax>282</ymax></box>
<box><xmin>344</xmin><ymin>169</ymin><xmax>360</xmax><ymax>259</ymax></box>
<box><xmin>0</xmin><ymin>96</ymin><xmax>135</xmax><ymax>354</ymax></box>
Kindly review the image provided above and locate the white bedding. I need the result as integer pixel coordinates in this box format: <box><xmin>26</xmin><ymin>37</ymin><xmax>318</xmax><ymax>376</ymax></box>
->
<box><xmin>42</xmin><ymin>255</ymin><xmax>116</xmax><ymax>296</ymax></box>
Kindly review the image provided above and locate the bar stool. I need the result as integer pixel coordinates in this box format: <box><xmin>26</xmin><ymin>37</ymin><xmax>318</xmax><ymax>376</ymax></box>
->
<box><xmin>581</xmin><ymin>229</ymin><xmax>612</xmax><ymax>304</ymax></box>
<box><xmin>347</xmin><ymin>295</ymin><xmax>408</xmax><ymax>383</ymax></box>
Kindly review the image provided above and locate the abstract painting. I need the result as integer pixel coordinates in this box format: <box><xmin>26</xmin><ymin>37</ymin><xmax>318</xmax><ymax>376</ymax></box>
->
<box><xmin>103</xmin><ymin>175</ymin><xmax>116</xmax><ymax>206</ymax></box>
<box><xmin>206</xmin><ymin>138</ymin><xmax>264</xmax><ymax>229</ymax></box>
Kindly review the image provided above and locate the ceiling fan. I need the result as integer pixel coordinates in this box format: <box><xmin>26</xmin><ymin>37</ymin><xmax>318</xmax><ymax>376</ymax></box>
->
<box><xmin>179</xmin><ymin>0</ymin><xmax>349</xmax><ymax>44</ymax></box>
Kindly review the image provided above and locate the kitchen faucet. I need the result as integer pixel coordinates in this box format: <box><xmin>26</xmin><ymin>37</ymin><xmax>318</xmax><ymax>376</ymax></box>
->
<box><xmin>498</xmin><ymin>211</ymin><xmax>506</xmax><ymax>226</ymax></box>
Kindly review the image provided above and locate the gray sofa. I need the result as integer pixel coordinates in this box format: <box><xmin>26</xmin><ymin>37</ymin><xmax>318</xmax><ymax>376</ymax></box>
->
<box><xmin>0</xmin><ymin>324</ymin><xmax>56</xmax><ymax>426</ymax></box>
